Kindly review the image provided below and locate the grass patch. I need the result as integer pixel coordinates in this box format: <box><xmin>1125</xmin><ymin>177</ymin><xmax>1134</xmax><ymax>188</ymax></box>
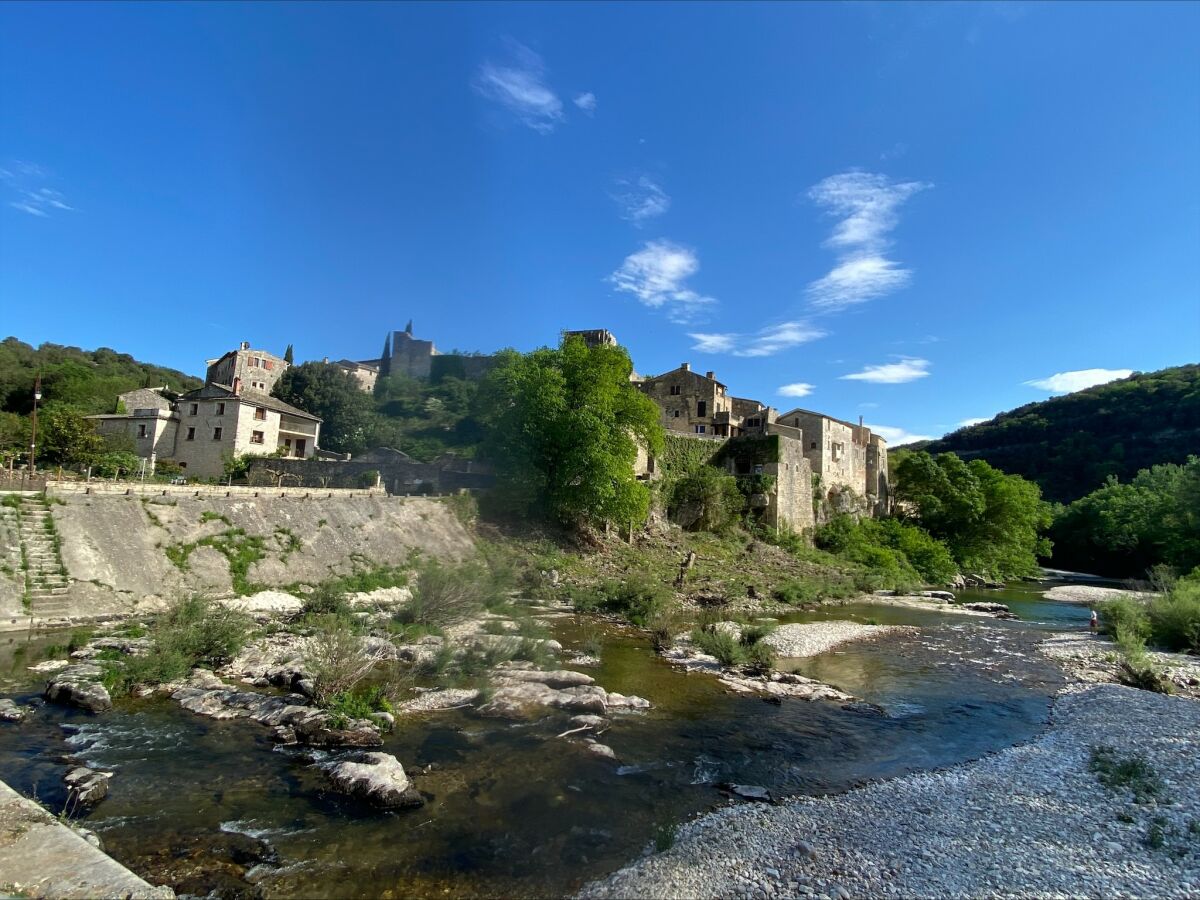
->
<box><xmin>199</xmin><ymin>510</ymin><xmax>232</xmax><ymax>526</ymax></box>
<box><xmin>1089</xmin><ymin>745</ymin><xmax>1163</xmax><ymax>802</ymax></box>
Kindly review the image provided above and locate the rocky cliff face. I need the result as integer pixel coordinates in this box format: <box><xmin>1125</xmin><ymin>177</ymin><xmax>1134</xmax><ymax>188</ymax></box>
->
<box><xmin>0</xmin><ymin>493</ymin><xmax>473</xmax><ymax>630</ymax></box>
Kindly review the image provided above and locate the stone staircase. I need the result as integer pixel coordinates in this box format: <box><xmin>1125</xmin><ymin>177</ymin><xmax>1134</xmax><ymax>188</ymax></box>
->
<box><xmin>14</xmin><ymin>495</ymin><xmax>72</xmax><ymax>621</ymax></box>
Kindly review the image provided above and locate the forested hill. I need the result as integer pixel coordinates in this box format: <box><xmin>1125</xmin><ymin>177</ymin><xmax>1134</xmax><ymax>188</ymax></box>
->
<box><xmin>0</xmin><ymin>337</ymin><xmax>202</xmax><ymax>416</ymax></box>
<box><xmin>909</xmin><ymin>364</ymin><xmax>1200</xmax><ymax>504</ymax></box>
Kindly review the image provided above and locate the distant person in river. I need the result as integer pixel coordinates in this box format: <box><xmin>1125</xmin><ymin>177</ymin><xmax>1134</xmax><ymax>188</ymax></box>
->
<box><xmin>1089</xmin><ymin>609</ymin><xmax>1098</xmax><ymax>631</ymax></box>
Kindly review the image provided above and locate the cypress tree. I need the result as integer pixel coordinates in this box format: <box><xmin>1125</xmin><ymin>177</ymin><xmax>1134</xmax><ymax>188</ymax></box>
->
<box><xmin>283</xmin><ymin>344</ymin><xmax>294</xmax><ymax>364</ymax></box>
<box><xmin>379</xmin><ymin>333</ymin><xmax>392</xmax><ymax>377</ymax></box>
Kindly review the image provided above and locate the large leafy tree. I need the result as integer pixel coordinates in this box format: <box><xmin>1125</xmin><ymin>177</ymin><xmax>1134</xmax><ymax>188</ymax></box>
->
<box><xmin>894</xmin><ymin>450</ymin><xmax>1051</xmax><ymax>579</ymax></box>
<box><xmin>37</xmin><ymin>403</ymin><xmax>106</xmax><ymax>468</ymax></box>
<box><xmin>1049</xmin><ymin>457</ymin><xmax>1200</xmax><ymax>577</ymax></box>
<box><xmin>476</xmin><ymin>336</ymin><xmax>663</xmax><ymax>529</ymax></box>
<box><xmin>273</xmin><ymin>362</ymin><xmax>375</xmax><ymax>455</ymax></box>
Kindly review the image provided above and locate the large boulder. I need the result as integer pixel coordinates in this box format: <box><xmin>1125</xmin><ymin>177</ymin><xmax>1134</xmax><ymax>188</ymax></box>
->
<box><xmin>476</xmin><ymin>682</ymin><xmax>609</xmax><ymax>719</ymax></box>
<box><xmin>0</xmin><ymin>699</ymin><xmax>26</xmax><ymax>722</ymax></box>
<box><xmin>45</xmin><ymin>665</ymin><xmax>112</xmax><ymax>713</ymax></box>
<box><xmin>321</xmin><ymin>752</ymin><xmax>423</xmax><ymax>808</ymax></box>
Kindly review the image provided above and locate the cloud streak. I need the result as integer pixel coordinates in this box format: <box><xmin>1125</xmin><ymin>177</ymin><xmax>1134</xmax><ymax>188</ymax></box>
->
<box><xmin>777</xmin><ymin>382</ymin><xmax>815</xmax><ymax>398</ymax></box>
<box><xmin>840</xmin><ymin>357</ymin><xmax>930</xmax><ymax>384</ymax></box>
<box><xmin>806</xmin><ymin>171</ymin><xmax>928</xmax><ymax>310</ymax></box>
<box><xmin>1024</xmin><ymin>368</ymin><xmax>1133</xmax><ymax>394</ymax></box>
<box><xmin>612</xmin><ymin>175</ymin><xmax>670</xmax><ymax>224</ymax></box>
<box><xmin>1</xmin><ymin>162</ymin><xmax>73</xmax><ymax>218</ymax></box>
<box><xmin>573</xmin><ymin>92</ymin><xmax>596</xmax><ymax>114</ymax></box>
<box><xmin>688</xmin><ymin>321</ymin><xmax>826</xmax><ymax>357</ymax></box>
<box><xmin>474</xmin><ymin>41</ymin><xmax>564</xmax><ymax>133</ymax></box>
<box><xmin>867</xmin><ymin>424</ymin><xmax>933</xmax><ymax>446</ymax></box>
<box><xmin>609</xmin><ymin>240</ymin><xmax>715</xmax><ymax>322</ymax></box>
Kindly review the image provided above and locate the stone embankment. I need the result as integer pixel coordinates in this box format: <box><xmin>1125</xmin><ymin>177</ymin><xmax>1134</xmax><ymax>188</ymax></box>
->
<box><xmin>581</xmin><ymin>684</ymin><xmax>1200</xmax><ymax>900</ymax></box>
<box><xmin>0</xmin><ymin>778</ymin><xmax>174</xmax><ymax>899</ymax></box>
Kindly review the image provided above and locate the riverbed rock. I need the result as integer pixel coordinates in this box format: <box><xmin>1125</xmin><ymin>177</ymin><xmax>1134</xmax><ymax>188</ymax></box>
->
<box><xmin>494</xmin><ymin>667</ymin><xmax>595</xmax><ymax>689</ymax></box>
<box><xmin>44</xmin><ymin>665</ymin><xmax>113</xmax><ymax>714</ymax></box>
<box><xmin>605</xmin><ymin>692</ymin><xmax>652</xmax><ymax>710</ymax></box>
<box><xmin>399</xmin><ymin>688</ymin><xmax>480</xmax><ymax>712</ymax></box>
<box><xmin>321</xmin><ymin>751</ymin><xmax>424</xmax><ymax>808</ymax></box>
<box><xmin>476</xmin><ymin>682</ymin><xmax>609</xmax><ymax>718</ymax></box>
<box><xmin>222</xmin><ymin>633</ymin><xmax>309</xmax><ymax>688</ymax></box>
<box><xmin>962</xmin><ymin>602</ymin><xmax>1019</xmax><ymax>619</ymax></box>
<box><xmin>586</xmin><ymin>742</ymin><xmax>618</xmax><ymax>761</ymax></box>
<box><xmin>569</xmin><ymin>714</ymin><xmax>611</xmax><ymax>732</ymax></box>
<box><xmin>724</xmin><ymin>783</ymin><xmax>774</xmax><ymax>803</ymax></box>
<box><xmin>920</xmin><ymin>591</ymin><xmax>957</xmax><ymax>603</ymax></box>
<box><xmin>71</xmin><ymin>636</ymin><xmax>152</xmax><ymax>660</ymax></box>
<box><xmin>0</xmin><ymin>699</ymin><xmax>25</xmax><ymax>722</ymax></box>
<box><xmin>64</xmin><ymin>767</ymin><xmax>111</xmax><ymax>807</ymax></box>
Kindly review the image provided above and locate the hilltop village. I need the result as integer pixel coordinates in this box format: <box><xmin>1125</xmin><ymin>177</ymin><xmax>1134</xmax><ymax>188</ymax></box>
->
<box><xmin>88</xmin><ymin>324</ymin><xmax>889</xmax><ymax>531</ymax></box>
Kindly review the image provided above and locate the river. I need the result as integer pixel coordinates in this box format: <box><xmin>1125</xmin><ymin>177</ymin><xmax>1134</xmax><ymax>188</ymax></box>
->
<box><xmin>0</xmin><ymin>577</ymin><xmax>1095</xmax><ymax>898</ymax></box>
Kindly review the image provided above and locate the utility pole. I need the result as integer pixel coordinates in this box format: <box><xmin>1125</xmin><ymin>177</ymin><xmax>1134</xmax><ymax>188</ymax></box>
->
<box><xmin>29</xmin><ymin>375</ymin><xmax>42</xmax><ymax>475</ymax></box>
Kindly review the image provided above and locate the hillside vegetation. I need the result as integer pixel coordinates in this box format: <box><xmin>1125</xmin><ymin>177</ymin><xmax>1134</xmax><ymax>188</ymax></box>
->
<box><xmin>912</xmin><ymin>364</ymin><xmax>1200</xmax><ymax>504</ymax></box>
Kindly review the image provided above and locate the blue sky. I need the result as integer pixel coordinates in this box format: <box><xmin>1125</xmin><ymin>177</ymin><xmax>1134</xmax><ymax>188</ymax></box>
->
<box><xmin>2</xmin><ymin>1</ymin><xmax>1198</xmax><ymax>444</ymax></box>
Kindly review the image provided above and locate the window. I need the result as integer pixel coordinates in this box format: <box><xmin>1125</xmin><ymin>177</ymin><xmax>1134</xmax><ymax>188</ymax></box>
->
<box><xmin>137</xmin><ymin>424</ymin><xmax>148</xmax><ymax>438</ymax></box>
<box><xmin>189</xmin><ymin>403</ymin><xmax>198</xmax><ymax>416</ymax></box>
<box><xmin>747</xmin><ymin>417</ymin><xmax>761</xmax><ymax>427</ymax></box>
<box><xmin>672</xmin><ymin>410</ymin><xmax>680</xmax><ymax>418</ymax></box>
<box><xmin>669</xmin><ymin>385</ymin><xmax>681</xmax><ymax>395</ymax></box>
<box><xmin>794</xmin><ymin>418</ymin><xmax>800</xmax><ymax>427</ymax></box>
<box><xmin>186</xmin><ymin>427</ymin><xmax>196</xmax><ymax>441</ymax></box>
<box><xmin>697</xmin><ymin>401</ymin><xmax>707</xmax><ymax>417</ymax></box>
<box><xmin>294</xmin><ymin>439</ymin><xmax>306</xmax><ymax>457</ymax></box>
<box><xmin>254</xmin><ymin>407</ymin><xmax>267</xmax><ymax>421</ymax></box>
<box><xmin>250</xmin><ymin>356</ymin><xmax>262</xmax><ymax>368</ymax></box>
<box><xmin>216</xmin><ymin>402</ymin><xmax>225</xmax><ymax>415</ymax></box>
<box><xmin>212</xmin><ymin>427</ymin><xmax>223</xmax><ymax>441</ymax></box>
<box><xmin>810</xmin><ymin>441</ymin><xmax>817</xmax><ymax>450</ymax></box>
<box><xmin>250</xmin><ymin>430</ymin><xmax>265</xmax><ymax>444</ymax></box>
<box><xmin>753</xmin><ymin>464</ymin><xmax>764</xmax><ymax>475</ymax></box>
<box><xmin>694</xmin><ymin>425</ymin><xmax>706</xmax><ymax>434</ymax></box>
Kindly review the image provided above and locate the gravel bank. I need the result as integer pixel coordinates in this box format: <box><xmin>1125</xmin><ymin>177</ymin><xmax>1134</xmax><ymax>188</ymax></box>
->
<box><xmin>581</xmin><ymin>684</ymin><xmax>1200</xmax><ymax>899</ymax></box>
<box><xmin>1044</xmin><ymin>585</ymin><xmax>1155</xmax><ymax>604</ymax></box>
<box><xmin>1041</xmin><ymin>632</ymin><xmax>1200</xmax><ymax>699</ymax></box>
<box><xmin>764</xmin><ymin>622</ymin><xmax>913</xmax><ymax>658</ymax></box>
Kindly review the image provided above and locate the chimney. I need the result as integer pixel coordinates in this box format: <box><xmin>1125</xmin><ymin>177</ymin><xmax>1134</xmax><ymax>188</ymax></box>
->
<box><xmin>240</xmin><ymin>341</ymin><xmax>250</xmax><ymax>351</ymax></box>
<box><xmin>705</xmin><ymin>370</ymin><xmax>715</xmax><ymax>380</ymax></box>
<box><xmin>859</xmin><ymin>415</ymin><xmax>864</xmax><ymax>427</ymax></box>
<box><xmin>681</xmin><ymin>362</ymin><xmax>690</xmax><ymax>372</ymax></box>
<box><xmin>323</xmin><ymin>356</ymin><xmax>329</xmax><ymax>364</ymax></box>
<box><xmin>232</xmin><ymin>377</ymin><xmax>242</xmax><ymax>396</ymax></box>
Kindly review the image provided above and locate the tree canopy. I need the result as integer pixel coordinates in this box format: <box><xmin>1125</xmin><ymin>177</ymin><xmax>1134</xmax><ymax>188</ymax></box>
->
<box><xmin>893</xmin><ymin>450</ymin><xmax>1052</xmax><ymax>579</ymax></box>
<box><xmin>912</xmin><ymin>364</ymin><xmax>1200</xmax><ymax>504</ymax></box>
<box><xmin>1049</xmin><ymin>457</ymin><xmax>1200</xmax><ymax>578</ymax></box>
<box><xmin>272</xmin><ymin>362</ymin><xmax>375</xmax><ymax>455</ymax></box>
<box><xmin>475</xmin><ymin>335</ymin><xmax>664</xmax><ymax>529</ymax></box>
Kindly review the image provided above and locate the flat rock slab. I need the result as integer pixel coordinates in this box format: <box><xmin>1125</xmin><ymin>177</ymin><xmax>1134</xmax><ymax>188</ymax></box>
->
<box><xmin>45</xmin><ymin>665</ymin><xmax>113</xmax><ymax>714</ymax></box>
<box><xmin>0</xmin><ymin>778</ymin><xmax>173</xmax><ymax>898</ymax></box>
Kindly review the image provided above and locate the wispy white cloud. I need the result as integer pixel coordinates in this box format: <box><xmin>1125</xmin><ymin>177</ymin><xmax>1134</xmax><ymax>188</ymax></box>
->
<box><xmin>573</xmin><ymin>92</ymin><xmax>596</xmax><ymax>114</ymax></box>
<box><xmin>777</xmin><ymin>382</ymin><xmax>815</xmax><ymax>398</ymax></box>
<box><xmin>840</xmin><ymin>357</ymin><xmax>931</xmax><ymax>384</ymax></box>
<box><xmin>1024</xmin><ymin>368</ymin><xmax>1133</xmax><ymax>394</ymax></box>
<box><xmin>1</xmin><ymin>162</ymin><xmax>73</xmax><ymax>218</ymax></box>
<box><xmin>806</xmin><ymin>171</ymin><xmax>928</xmax><ymax>311</ymax></box>
<box><xmin>612</xmin><ymin>175</ymin><xmax>670</xmax><ymax>225</ymax></box>
<box><xmin>689</xmin><ymin>321</ymin><xmax>827</xmax><ymax>358</ymax></box>
<box><xmin>474</xmin><ymin>41</ymin><xmax>564</xmax><ymax>134</ymax></box>
<box><xmin>958</xmin><ymin>417</ymin><xmax>990</xmax><ymax>427</ymax></box>
<box><xmin>867</xmin><ymin>424</ymin><xmax>933</xmax><ymax>446</ymax></box>
<box><xmin>609</xmin><ymin>240</ymin><xmax>715</xmax><ymax>323</ymax></box>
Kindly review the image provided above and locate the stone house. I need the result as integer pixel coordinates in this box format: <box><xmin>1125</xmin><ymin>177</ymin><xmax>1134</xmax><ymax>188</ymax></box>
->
<box><xmin>89</xmin><ymin>346</ymin><xmax>321</xmax><ymax>479</ymax></box>
<box><xmin>205</xmin><ymin>342</ymin><xmax>289</xmax><ymax>394</ymax></box>
<box><xmin>714</xmin><ymin>433</ymin><xmax>815</xmax><ymax>532</ymax></box>
<box><xmin>333</xmin><ymin>359</ymin><xmax>379</xmax><ymax>393</ymax></box>
<box><xmin>776</xmin><ymin>408</ymin><xmax>890</xmax><ymax>515</ymax></box>
<box><xmin>635</xmin><ymin>363</ymin><xmax>777</xmax><ymax>438</ymax></box>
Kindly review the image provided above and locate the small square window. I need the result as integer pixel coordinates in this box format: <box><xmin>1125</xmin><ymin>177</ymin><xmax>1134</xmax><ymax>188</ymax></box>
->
<box><xmin>669</xmin><ymin>385</ymin><xmax>681</xmax><ymax>396</ymax></box>
<box><xmin>694</xmin><ymin>425</ymin><xmax>706</xmax><ymax>434</ymax></box>
<box><xmin>213</xmin><ymin>427</ymin><xmax>223</xmax><ymax>441</ymax></box>
<box><xmin>810</xmin><ymin>441</ymin><xmax>817</xmax><ymax>450</ymax></box>
<box><xmin>697</xmin><ymin>401</ymin><xmax>707</xmax><ymax>417</ymax></box>
<box><xmin>186</xmin><ymin>427</ymin><xmax>196</xmax><ymax>441</ymax></box>
<box><xmin>254</xmin><ymin>407</ymin><xmax>267</xmax><ymax>421</ymax></box>
<box><xmin>250</xmin><ymin>430</ymin><xmax>265</xmax><ymax>444</ymax></box>
<box><xmin>216</xmin><ymin>402</ymin><xmax>225</xmax><ymax>415</ymax></box>
<box><xmin>189</xmin><ymin>403</ymin><xmax>198</xmax><ymax>416</ymax></box>
<box><xmin>137</xmin><ymin>424</ymin><xmax>147</xmax><ymax>438</ymax></box>
<box><xmin>672</xmin><ymin>410</ymin><xmax>680</xmax><ymax>418</ymax></box>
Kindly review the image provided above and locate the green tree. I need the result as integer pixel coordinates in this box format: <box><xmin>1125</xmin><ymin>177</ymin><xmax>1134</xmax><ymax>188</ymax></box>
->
<box><xmin>1050</xmin><ymin>457</ymin><xmax>1200</xmax><ymax>577</ymax></box>
<box><xmin>894</xmin><ymin>451</ymin><xmax>1051</xmax><ymax>579</ymax></box>
<box><xmin>37</xmin><ymin>403</ymin><xmax>106</xmax><ymax>468</ymax></box>
<box><xmin>283</xmin><ymin>344</ymin><xmax>295</xmax><ymax>365</ymax></box>
<box><xmin>273</xmin><ymin>362</ymin><xmax>375</xmax><ymax>455</ymax></box>
<box><xmin>668</xmin><ymin>466</ymin><xmax>744</xmax><ymax>531</ymax></box>
<box><xmin>476</xmin><ymin>335</ymin><xmax>663</xmax><ymax>529</ymax></box>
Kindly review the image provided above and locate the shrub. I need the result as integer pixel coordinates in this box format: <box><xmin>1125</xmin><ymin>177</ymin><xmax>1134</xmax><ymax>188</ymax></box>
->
<box><xmin>739</xmin><ymin>622</ymin><xmax>776</xmax><ymax>646</ymax></box>
<box><xmin>156</xmin><ymin>596</ymin><xmax>250</xmax><ymax>668</ymax></box>
<box><xmin>1146</xmin><ymin>574</ymin><xmax>1200</xmax><ymax>653</ymax></box>
<box><xmin>401</xmin><ymin>559</ymin><xmax>491</xmax><ymax>627</ymax></box>
<box><xmin>301</xmin><ymin>583</ymin><xmax>353</xmax><ymax>620</ymax></box>
<box><xmin>691</xmin><ymin>627</ymin><xmax>745</xmax><ymax>666</ymax></box>
<box><xmin>594</xmin><ymin>574</ymin><xmax>672</xmax><ymax>626</ymax></box>
<box><xmin>645</xmin><ymin>608</ymin><xmax>684</xmax><ymax>652</ymax></box>
<box><xmin>773</xmin><ymin>576</ymin><xmax>858</xmax><ymax>605</ymax></box>
<box><xmin>742</xmin><ymin>640</ymin><xmax>775</xmax><ymax>675</ymax></box>
<box><xmin>303</xmin><ymin>616</ymin><xmax>388</xmax><ymax>705</ymax></box>
<box><xmin>1113</xmin><ymin>624</ymin><xmax>1173</xmax><ymax>694</ymax></box>
<box><xmin>1098</xmin><ymin>595</ymin><xmax>1151</xmax><ymax>643</ymax></box>
<box><xmin>324</xmin><ymin>685</ymin><xmax>392</xmax><ymax>726</ymax></box>
<box><xmin>668</xmin><ymin>467</ymin><xmax>744</xmax><ymax>532</ymax></box>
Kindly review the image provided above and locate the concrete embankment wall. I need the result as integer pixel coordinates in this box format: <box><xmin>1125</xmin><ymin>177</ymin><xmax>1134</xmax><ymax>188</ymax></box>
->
<box><xmin>0</xmin><ymin>487</ymin><xmax>474</xmax><ymax>630</ymax></box>
<box><xmin>0</xmin><ymin>778</ymin><xmax>174</xmax><ymax>898</ymax></box>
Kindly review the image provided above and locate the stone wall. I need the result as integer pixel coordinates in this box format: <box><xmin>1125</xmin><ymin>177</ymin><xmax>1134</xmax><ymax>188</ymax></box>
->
<box><xmin>0</xmin><ymin>491</ymin><xmax>473</xmax><ymax>630</ymax></box>
<box><xmin>244</xmin><ymin>451</ymin><xmax>493</xmax><ymax>494</ymax></box>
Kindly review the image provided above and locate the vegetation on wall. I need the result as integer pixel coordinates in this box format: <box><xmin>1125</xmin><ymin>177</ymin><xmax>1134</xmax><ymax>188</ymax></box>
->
<box><xmin>911</xmin><ymin>364</ymin><xmax>1200</xmax><ymax>504</ymax></box>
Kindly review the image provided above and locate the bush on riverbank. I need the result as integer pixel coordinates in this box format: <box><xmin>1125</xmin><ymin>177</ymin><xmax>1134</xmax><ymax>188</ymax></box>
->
<box><xmin>103</xmin><ymin>596</ymin><xmax>251</xmax><ymax>696</ymax></box>
<box><xmin>570</xmin><ymin>573</ymin><xmax>673</xmax><ymax>626</ymax></box>
<box><xmin>814</xmin><ymin>515</ymin><xmax>956</xmax><ymax>587</ymax></box>
<box><xmin>1098</xmin><ymin>571</ymin><xmax>1200</xmax><ymax>654</ymax></box>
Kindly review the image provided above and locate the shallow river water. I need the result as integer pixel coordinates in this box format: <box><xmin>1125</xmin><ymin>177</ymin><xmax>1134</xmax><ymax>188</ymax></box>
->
<box><xmin>0</xmin><ymin>579</ymin><xmax>1094</xmax><ymax>898</ymax></box>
